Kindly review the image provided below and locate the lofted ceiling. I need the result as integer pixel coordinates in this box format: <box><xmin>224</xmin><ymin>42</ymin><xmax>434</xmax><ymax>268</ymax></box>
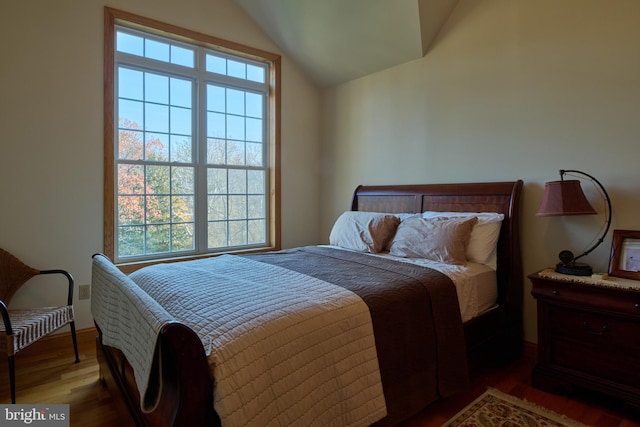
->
<box><xmin>233</xmin><ymin>0</ymin><xmax>459</xmax><ymax>88</ymax></box>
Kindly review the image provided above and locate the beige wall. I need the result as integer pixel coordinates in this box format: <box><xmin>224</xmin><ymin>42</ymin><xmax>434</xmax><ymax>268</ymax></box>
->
<box><xmin>320</xmin><ymin>0</ymin><xmax>640</xmax><ymax>343</ymax></box>
<box><xmin>0</xmin><ymin>0</ymin><xmax>321</xmax><ymax>329</ymax></box>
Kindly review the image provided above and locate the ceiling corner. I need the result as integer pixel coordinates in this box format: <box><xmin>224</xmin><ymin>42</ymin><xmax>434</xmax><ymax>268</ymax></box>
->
<box><xmin>418</xmin><ymin>0</ymin><xmax>460</xmax><ymax>55</ymax></box>
<box><xmin>234</xmin><ymin>0</ymin><xmax>457</xmax><ymax>87</ymax></box>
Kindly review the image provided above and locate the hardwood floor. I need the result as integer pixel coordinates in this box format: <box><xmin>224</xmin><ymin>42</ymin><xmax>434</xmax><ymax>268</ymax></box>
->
<box><xmin>0</xmin><ymin>328</ymin><xmax>638</xmax><ymax>426</ymax></box>
<box><xmin>400</xmin><ymin>344</ymin><xmax>640</xmax><ymax>427</ymax></box>
<box><xmin>0</xmin><ymin>328</ymin><xmax>119</xmax><ymax>427</ymax></box>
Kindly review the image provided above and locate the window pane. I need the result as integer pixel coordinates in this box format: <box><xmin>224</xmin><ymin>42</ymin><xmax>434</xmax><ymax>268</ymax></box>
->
<box><xmin>248</xmin><ymin>219</ymin><xmax>265</xmax><ymax>243</ymax></box>
<box><xmin>171</xmin><ymin>45</ymin><xmax>194</xmax><ymax>68</ymax></box>
<box><xmin>143</xmin><ymin>133</ymin><xmax>168</xmax><ymax>161</ymax></box>
<box><xmin>118</xmin><ymin>195</ymin><xmax>144</xmax><ymax>224</ymax></box>
<box><xmin>172</xmin><ymin>167</ymin><xmax>194</xmax><ymax>194</ymax></box>
<box><xmin>119</xmin><ymin>99</ymin><xmax>144</xmax><ymax>128</ymax></box>
<box><xmin>171</xmin><ymin>78</ymin><xmax>192</xmax><ymax>108</ymax></box>
<box><xmin>229</xmin><ymin>169</ymin><xmax>246</xmax><ymax>193</ymax></box>
<box><xmin>147</xmin><ymin>195</ymin><xmax>170</xmax><ymax>223</ymax></box>
<box><xmin>226</xmin><ymin>115</ymin><xmax>244</xmax><ymax>140</ymax></box>
<box><xmin>227</xmin><ymin>140</ymin><xmax>245</xmax><ymax>165</ymax></box>
<box><xmin>172</xmin><ymin>223</ymin><xmax>194</xmax><ymax>250</ymax></box>
<box><xmin>247</xmin><ymin>170</ymin><xmax>264</xmax><ymax>193</ymax></box>
<box><xmin>207</xmin><ymin>168</ymin><xmax>227</xmax><ymax>194</ymax></box>
<box><xmin>246</xmin><ymin>92</ymin><xmax>262</xmax><ymax>118</ymax></box>
<box><xmin>118</xmin><ymin>129</ymin><xmax>143</xmax><ymax>160</ymax></box>
<box><xmin>145</xmin><ymin>103</ymin><xmax>169</xmax><ymax>133</ymax></box>
<box><xmin>170</xmin><ymin>135</ymin><xmax>192</xmax><ymax>163</ymax></box>
<box><xmin>227</xmin><ymin>60</ymin><xmax>245</xmax><ymax>79</ymax></box>
<box><xmin>119</xmin><ymin>68</ymin><xmax>143</xmax><ymax>100</ymax></box>
<box><xmin>226</xmin><ymin>89</ymin><xmax>244</xmax><ymax>115</ymax></box>
<box><xmin>145</xmin><ymin>73</ymin><xmax>168</xmax><ymax>104</ymax></box>
<box><xmin>208</xmin><ymin>221</ymin><xmax>227</xmax><ymax>248</ymax></box>
<box><xmin>229</xmin><ymin>220</ymin><xmax>247</xmax><ymax>245</ymax></box>
<box><xmin>172</xmin><ymin>195</ymin><xmax>194</xmax><ymax>222</ymax></box>
<box><xmin>228</xmin><ymin>195</ymin><xmax>246</xmax><ymax>220</ymax></box>
<box><xmin>146</xmin><ymin>39</ymin><xmax>170</xmax><ymax>62</ymax></box>
<box><xmin>246</xmin><ymin>142</ymin><xmax>262</xmax><ymax>167</ymax></box>
<box><xmin>206</xmin><ymin>54</ymin><xmax>226</xmax><ymax>75</ymax></box>
<box><xmin>246</xmin><ymin>118</ymin><xmax>262</xmax><ymax>143</ymax></box>
<box><xmin>117</xmin><ymin>32</ymin><xmax>143</xmax><ymax>56</ymax></box>
<box><xmin>118</xmin><ymin>165</ymin><xmax>145</xmax><ymax>194</ymax></box>
<box><xmin>170</xmin><ymin>106</ymin><xmax>191</xmax><ymax>135</ymax></box>
<box><xmin>147</xmin><ymin>224</ymin><xmax>170</xmax><ymax>253</ymax></box>
<box><xmin>207</xmin><ymin>85</ymin><xmax>225</xmax><ymax>112</ymax></box>
<box><xmin>147</xmin><ymin>165</ymin><xmax>170</xmax><ymax>194</ymax></box>
<box><xmin>207</xmin><ymin>112</ymin><xmax>225</xmax><ymax>139</ymax></box>
<box><xmin>247</xmin><ymin>64</ymin><xmax>265</xmax><ymax>83</ymax></box>
<box><xmin>248</xmin><ymin>195</ymin><xmax>264</xmax><ymax>219</ymax></box>
<box><xmin>118</xmin><ymin>226</ymin><xmax>144</xmax><ymax>256</ymax></box>
<box><xmin>208</xmin><ymin>195</ymin><xmax>226</xmax><ymax>220</ymax></box>
<box><xmin>207</xmin><ymin>138</ymin><xmax>225</xmax><ymax>164</ymax></box>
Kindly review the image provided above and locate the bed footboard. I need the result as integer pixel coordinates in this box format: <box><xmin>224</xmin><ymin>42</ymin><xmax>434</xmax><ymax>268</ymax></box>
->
<box><xmin>96</xmin><ymin>322</ymin><xmax>217</xmax><ymax>427</ymax></box>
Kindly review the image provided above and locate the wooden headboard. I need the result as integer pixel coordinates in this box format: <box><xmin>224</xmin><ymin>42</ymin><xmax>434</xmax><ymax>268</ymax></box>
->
<box><xmin>351</xmin><ymin>180</ymin><xmax>524</xmax><ymax>365</ymax></box>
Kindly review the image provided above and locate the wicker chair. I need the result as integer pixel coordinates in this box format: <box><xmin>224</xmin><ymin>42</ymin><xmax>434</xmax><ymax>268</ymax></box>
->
<box><xmin>0</xmin><ymin>248</ymin><xmax>79</xmax><ymax>403</ymax></box>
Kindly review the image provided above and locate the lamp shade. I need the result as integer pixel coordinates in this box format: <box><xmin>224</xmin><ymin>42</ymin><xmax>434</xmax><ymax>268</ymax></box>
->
<box><xmin>536</xmin><ymin>180</ymin><xmax>597</xmax><ymax>216</ymax></box>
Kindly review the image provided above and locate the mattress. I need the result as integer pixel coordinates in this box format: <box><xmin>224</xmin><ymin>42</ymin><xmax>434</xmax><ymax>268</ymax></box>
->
<box><xmin>326</xmin><ymin>246</ymin><xmax>497</xmax><ymax>323</ymax></box>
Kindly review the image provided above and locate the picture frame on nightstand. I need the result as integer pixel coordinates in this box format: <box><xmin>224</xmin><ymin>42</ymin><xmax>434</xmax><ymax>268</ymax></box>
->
<box><xmin>608</xmin><ymin>229</ymin><xmax>640</xmax><ymax>280</ymax></box>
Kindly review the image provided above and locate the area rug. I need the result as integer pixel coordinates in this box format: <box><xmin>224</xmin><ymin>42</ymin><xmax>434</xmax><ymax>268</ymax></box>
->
<box><xmin>442</xmin><ymin>388</ymin><xmax>591</xmax><ymax>427</ymax></box>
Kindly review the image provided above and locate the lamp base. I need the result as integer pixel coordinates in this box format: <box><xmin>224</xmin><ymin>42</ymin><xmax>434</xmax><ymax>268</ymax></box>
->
<box><xmin>555</xmin><ymin>262</ymin><xmax>593</xmax><ymax>276</ymax></box>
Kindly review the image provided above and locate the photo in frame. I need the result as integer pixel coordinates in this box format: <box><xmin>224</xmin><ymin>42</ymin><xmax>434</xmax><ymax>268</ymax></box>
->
<box><xmin>608</xmin><ymin>229</ymin><xmax>640</xmax><ymax>280</ymax></box>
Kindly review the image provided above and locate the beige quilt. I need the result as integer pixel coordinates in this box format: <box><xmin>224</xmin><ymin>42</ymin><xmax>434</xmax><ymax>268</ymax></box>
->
<box><xmin>96</xmin><ymin>255</ymin><xmax>386</xmax><ymax>427</ymax></box>
<box><xmin>90</xmin><ymin>254</ymin><xmax>173</xmax><ymax>412</ymax></box>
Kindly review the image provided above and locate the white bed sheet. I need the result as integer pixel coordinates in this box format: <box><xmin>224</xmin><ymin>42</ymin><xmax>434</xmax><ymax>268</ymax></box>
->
<box><xmin>324</xmin><ymin>246</ymin><xmax>497</xmax><ymax>323</ymax></box>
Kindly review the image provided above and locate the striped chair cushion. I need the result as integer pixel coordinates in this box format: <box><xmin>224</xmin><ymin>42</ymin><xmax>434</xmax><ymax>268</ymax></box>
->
<box><xmin>0</xmin><ymin>306</ymin><xmax>74</xmax><ymax>356</ymax></box>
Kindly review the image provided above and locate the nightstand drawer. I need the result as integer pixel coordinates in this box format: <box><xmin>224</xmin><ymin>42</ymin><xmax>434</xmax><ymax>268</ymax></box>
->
<box><xmin>549</xmin><ymin>306</ymin><xmax>640</xmax><ymax>352</ymax></box>
<box><xmin>537</xmin><ymin>281</ymin><xmax>640</xmax><ymax>316</ymax></box>
<box><xmin>550</xmin><ymin>338</ymin><xmax>640</xmax><ymax>387</ymax></box>
<box><xmin>548</xmin><ymin>306</ymin><xmax>640</xmax><ymax>386</ymax></box>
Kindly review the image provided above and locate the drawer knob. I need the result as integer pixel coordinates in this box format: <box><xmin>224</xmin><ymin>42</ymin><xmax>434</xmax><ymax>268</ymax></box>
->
<box><xmin>583</xmin><ymin>321</ymin><xmax>608</xmax><ymax>336</ymax></box>
<box><xmin>635</xmin><ymin>303</ymin><xmax>640</xmax><ymax>309</ymax></box>
<box><xmin>552</xmin><ymin>290</ymin><xmax>559</xmax><ymax>296</ymax></box>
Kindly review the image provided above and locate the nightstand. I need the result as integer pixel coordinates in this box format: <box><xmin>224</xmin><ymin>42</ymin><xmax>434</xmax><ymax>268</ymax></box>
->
<box><xmin>529</xmin><ymin>269</ymin><xmax>640</xmax><ymax>408</ymax></box>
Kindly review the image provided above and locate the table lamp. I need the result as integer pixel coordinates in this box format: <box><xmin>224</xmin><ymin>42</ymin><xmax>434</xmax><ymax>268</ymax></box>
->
<box><xmin>536</xmin><ymin>169</ymin><xmax>612</xmax><ymax>276</ymax></box>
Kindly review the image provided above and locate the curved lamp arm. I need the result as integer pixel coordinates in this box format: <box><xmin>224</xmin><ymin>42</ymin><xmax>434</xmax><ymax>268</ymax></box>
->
<box><xmin>560</xmin><ymin>169</ymin><xmax>612</xmax><ymax>264</ymax></box>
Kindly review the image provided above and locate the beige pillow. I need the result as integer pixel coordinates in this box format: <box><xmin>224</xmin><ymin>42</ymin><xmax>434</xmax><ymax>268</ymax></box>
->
<box><xmin>422</xmin><ymin>211</ymin><xmax>504</xmax><ymax>269</ymax></box>
<box><xmin>389</xmin><ymin>216</ymin><xmax>478</xmax><ymax>265</ymax></box>
<box><xmin>329</xmin><ymin>211</ymin><xmax>401</xmax><ymax>253</ymax></box>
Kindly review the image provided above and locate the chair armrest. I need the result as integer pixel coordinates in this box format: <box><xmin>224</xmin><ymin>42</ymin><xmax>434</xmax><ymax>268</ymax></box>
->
<box><xmin>0</xmin><ymin>300</ymin><xmax>13</xmax><ymax>335</ymax></box>
<box><xmin>40</xmin><ymin>269</ymin><xmax>74</xmax><ymax>306</ymax></box>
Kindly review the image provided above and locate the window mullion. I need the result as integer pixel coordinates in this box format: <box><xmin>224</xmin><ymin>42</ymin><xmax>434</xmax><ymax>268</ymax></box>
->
<box><xmin>195</xmin><ymin>47</ymin><xmax>209</xmax><ymax>253</ymax></box>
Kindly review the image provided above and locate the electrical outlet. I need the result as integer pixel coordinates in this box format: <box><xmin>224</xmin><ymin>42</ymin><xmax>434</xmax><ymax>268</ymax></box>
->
<box><xmin>79</xmin><ymin>284</ymin><xmax>91</xmax><ymax>300</ymax></box>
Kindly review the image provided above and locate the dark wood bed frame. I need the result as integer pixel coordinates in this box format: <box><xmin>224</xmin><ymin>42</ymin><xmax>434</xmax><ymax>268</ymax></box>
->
<box><xmin>95</xmin><ymin>180</ymin><xmax>524</xmax><ymax>426</ymax></box>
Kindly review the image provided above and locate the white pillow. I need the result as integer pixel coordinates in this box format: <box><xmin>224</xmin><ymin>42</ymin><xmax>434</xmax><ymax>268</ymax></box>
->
<box><xmin>329</xmin><ymin>211</ymin><xmax>401</xmax><ymax>253</ymax></box>
<box><xmin>394</xmin><ymin>213</ymin><xmax>422</xmax><ymax>221</ymax></box>
<box><xmin>389</xmin><ymin>216</ymin><xmax>478</xmax><ymax>265</ymax></box>
<box><xmin>422</xmin><ymin>211</ymin><xmax>504</xmax><ymax>270</ymax></box>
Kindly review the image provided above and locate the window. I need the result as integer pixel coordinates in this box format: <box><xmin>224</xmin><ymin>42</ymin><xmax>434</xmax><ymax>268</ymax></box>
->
<box><xmin>104</xmin><ymin>8</ymin><xmax>281</xmax><ymax>266</ymax></box>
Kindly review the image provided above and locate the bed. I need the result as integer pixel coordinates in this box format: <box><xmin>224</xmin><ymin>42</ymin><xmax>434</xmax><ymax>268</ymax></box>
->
<box><xmin>92</xmin><ymin>180</ymin><xmax>523</xmax><ymax>427</ymax></box>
